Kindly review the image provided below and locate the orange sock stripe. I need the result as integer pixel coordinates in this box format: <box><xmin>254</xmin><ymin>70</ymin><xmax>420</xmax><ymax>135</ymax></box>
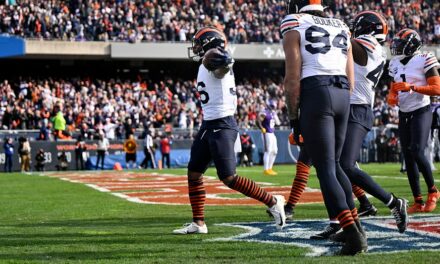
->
<box><xmin>189</xmin><ymin>178</ymin><xmax>206</xmax><ymax>221</ymax></box>
<box><xmin>337</xmin><ymin>210</ymin><xmax>355</xmax><ymax>229</ymax></box>
<box><xmin>287</xmin><ymin>162</ymin><xmax>310</xmax><ymax>206</ymax></box>
<box><xmin>351</xmin><ymin>208</ymin><xmax>359</xmax><ymax>221</ymax></box>
<box><xmin>230</xmin><ymin>176</ymin><xmax>273</xmax><ymax>206</ymax></box>
<box><xmin>414</xmin><ymin>195</ymin><xmax>423</xmax><ymax>201</ymax></box>
<box><xmin>352</xmin><ymin>184</ymin><xmax>365</xmax><ymax>198</ymax></box>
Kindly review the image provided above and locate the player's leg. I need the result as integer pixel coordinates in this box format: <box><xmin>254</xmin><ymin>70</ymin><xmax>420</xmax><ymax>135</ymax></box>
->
<box><xmin>285</xmin><ymin>148</ymin><xmax>311</xmax><ymax>219</ymax></box>
<box><xmin>211</xmin><ymin>129</ymin><xmax>285</xmax><ymax>229</ymax></box>
<box><xmin>410</xmin><ymin>107</ymin><xmax>439</xmax><ymax>212</ymax></box>
<box><xmin>268</xmin><ymin>134</ymin><xmax>278</xmax><ymax>174</ymax></box>
<box><xmin>263</xmin><ymin>133</ymin><xmax>273</xmax><ymax>175</ymax></box>
<box><xmin>300</xmin><ymin>83</ymin><xmax>365</xmax><ymax>255</ymax></box>
<box><xmin>173</xmin><ymin>129</ymin><xmax>211</xmax><ymax>235</ymax></box>
<box><xmin>339</xmin><ymin>119</ymin><xmax>407</xmax><ymax>233</ymax></box>
<box><xmin>399</xmin><ymin>112</ymin><xmax>425</xmax><ymax>213</ymax></box>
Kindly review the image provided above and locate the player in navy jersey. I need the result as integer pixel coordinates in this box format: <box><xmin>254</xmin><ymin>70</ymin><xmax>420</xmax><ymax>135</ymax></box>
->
<box><xmin>388</xmin><ymin>28</ymin><xmax>440</xmax><ymax>214</ymax></box>
<box><xmin>281</xmin><ymin>0</ymin><xmax>366</xmax><ymax>255</ymax></box>
<box><xmin>173</xmin><ymin>27</ymin><xmax>285</xmax><ymax>235</ymax></box>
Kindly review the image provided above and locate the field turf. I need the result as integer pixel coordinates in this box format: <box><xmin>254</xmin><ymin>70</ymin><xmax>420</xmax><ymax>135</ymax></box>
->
<box><xmin>0</xmin><ymin>163</ymin><xmax>439</xmax><ymax>263</ymax></box>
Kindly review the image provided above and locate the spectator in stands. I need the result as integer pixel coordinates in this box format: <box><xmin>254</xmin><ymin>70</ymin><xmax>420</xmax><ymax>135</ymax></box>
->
<box><xmin>75</xmin><ymin>137</ymin><xmax>86</xmax><ymax>170</ymax></box>
<box><xmin>18</xmin><ymin>137</ymin><xmax>31</xmax><ymax>172</ymax></box>
<box><xmin>95</xmin><ymin>133</ymin><xmax>109</xmax><ymax>170</ymax></box>
<box><xmin>141</xmin><ymin>129</ymin><xmax>156</xmax><ymax>169</ymax></box>
<box><xmin>3</xmin><ymin>137</ymin><xmax>13</xmax><ymax>172</ymax></box>
<box><xmin>124</xmin><ymin>134</ymin><xmax>137</xmax><ymax>169</ymax></box>
<box><xmin>160</xmin><ymin>134</ymin><xmax>172</xmax><ymax>169</ymax></box>
<box><xmin>51</xmin><ymin>104</ymin><xmax>69</xmax><ymax>140</ymax></box>
<box><xmin>35</xmin><ymin>149</ymin><xmax>46</xmax><ymax>172</ymax></box>
<box><xmin>388</xmin><ymin>132</ymin><xmax>399</xmax><ymax>162</ymax></box>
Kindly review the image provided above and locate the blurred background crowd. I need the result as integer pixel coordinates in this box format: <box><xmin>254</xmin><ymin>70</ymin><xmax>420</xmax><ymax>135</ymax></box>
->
<box><xmin>0</xmin><ymin>0</ymin><xmax>438</xmax><ymax>44</ymax></box>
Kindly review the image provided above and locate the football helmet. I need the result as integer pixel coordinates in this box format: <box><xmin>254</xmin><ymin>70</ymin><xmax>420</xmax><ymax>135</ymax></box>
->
<box><xmin>351</xmin><ymin>11</ymin><xmax>388</xmax><ymax>43</ymax></box>
<box><xmin>285</xmin><ymin>0</ymin><xmax>324</xmax><ymax>14</ymax></box>
<box><xmin>391</xmin><ymin>29</ymin><xmax>422</xmax><ymax>56</ymax></box>
<box><xmin>188</xmin><ymin>27</ymin><xmax>227</xmax><ymax>62</ymax></box>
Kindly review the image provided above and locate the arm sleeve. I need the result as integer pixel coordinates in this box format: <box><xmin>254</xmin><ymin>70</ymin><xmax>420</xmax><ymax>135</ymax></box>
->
<box><xmin>280</xmin><ymin>15</ymin><xmax>299</xmax><ymax>37</ymax></box>
<box><xmin>424</xmin><ymin>53</ymin><xmax>440</xmax><ymax>74</ymax></box>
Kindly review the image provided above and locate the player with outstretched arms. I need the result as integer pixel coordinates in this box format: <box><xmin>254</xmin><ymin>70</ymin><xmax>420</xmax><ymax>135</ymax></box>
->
<box><xmin>173</xmin><ymin>27</ymin><xmax>286</xmax><ymax>235</ymax></box>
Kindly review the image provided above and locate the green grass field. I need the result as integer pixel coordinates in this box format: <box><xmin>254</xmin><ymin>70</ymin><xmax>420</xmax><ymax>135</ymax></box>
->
<box><xmin>0</xmin><ymin>163</ymin><xmax>439</xmax><ymax>263</ymax></box>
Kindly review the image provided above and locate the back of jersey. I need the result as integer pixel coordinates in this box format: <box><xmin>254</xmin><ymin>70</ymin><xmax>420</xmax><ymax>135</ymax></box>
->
<box><xmin>351</xmin><ymin>35</ymin><xmax>387</xmax><ymax>106</ymax></box>
<box><xmin>281</xmin><ymin>14</ymin><xmax>351</xmax><ymax>79</ymax></box>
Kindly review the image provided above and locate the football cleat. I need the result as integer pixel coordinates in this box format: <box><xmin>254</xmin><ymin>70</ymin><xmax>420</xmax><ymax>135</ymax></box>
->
<box><xmin>284</xmin><ymin>205</ymin><xmax>294</xmax><ymax>220</ymax></box>
<box><xmin>310</xmin><ymin>223</ymin><xmax>341</xmax><ymax>240</ymax></box>
<box><xmin>330</xmin><ymin>220</ymin><xmax>366</xmax><ymax>243</ymax></box>
<box><xmin>269</xmin><ymin>169</ymin><xmax>278</xmax><ymax>175</ymax></box>
<box><xmin>407</xmin><ymin>202</ymin><xmax>425</xmax><ymax>214</ymax></box>
<box><xmin>336</xmin><ymin>228</ymin><xmax>368</xmax><ymax>256</ymax></box>
<box><xmin>172</xmin><ymin>222</ymin><xmax>208</xmax><ymax>235</ymax></box>
<box><xmin>263</xmin><ymin>169</ymin><xmax>277</xmax><ymax>176</ymax></box>
<box><xmin>358</xmin><ymin>204</ymin><xmax>378</xmax><ymax>217</ymax></box>
<box><xmin>424</xmin><ymin>191</ymin><xmax>440</xmax><ymax>212</ymax></box>
<box><xmin>268</xmin><ymin>195</ymin><xmax>286</xmax><ymax>230</ymax></box>
<box><xmin>390</xmin><ymin>197</ymin><xmax>408</xmax><ymax>233</ymax></box>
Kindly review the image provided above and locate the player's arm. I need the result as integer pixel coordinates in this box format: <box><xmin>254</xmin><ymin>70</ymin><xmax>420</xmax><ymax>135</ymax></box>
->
<box><xmin>283</xmin><ymin>30</ymin><xmax>301</xmax><ymax>121</ymax></box>
<box><xmin>409</xmin><ymin>67</ymin><xmax>440</xmax><ymax>96</ymax></box>
<box><xmin>346</xmin><ymin>46</ymin><xmax>355</xmax><ymax>92</ymax></box>
<box><xmin>257</xmin><ymin>113</ymin><xmax>266</xmax><ymax>133</ymax></box>
<box><xmin>350</xmin><ymin>39</ymin><xmax>367</xmax><ymax>66</ymax></box>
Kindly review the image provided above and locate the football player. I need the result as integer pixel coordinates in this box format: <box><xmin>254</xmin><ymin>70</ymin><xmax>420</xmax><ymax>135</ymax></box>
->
<box><xmin>173</xmin><ymin>27</ymin><xmax>286</xmax><ymax>235</ymax></box>
<box><xmin>283</xmin><ymin>11</ymin><xmax>409</xmax><ymax>240</ymax></box>
<box><xmin>388</xmin><ymin>29</ymin><xmax>440</xmax><ymax>213</ymax></box>
<box><xmin>258</xmin><ymin>102</ymin><xmax>280</xmax><ymax>175</ymax></box>
<box><xmin>281</xmin><ymin>0</ymin><xmax>366</xmax><ymax>255</ymax></box>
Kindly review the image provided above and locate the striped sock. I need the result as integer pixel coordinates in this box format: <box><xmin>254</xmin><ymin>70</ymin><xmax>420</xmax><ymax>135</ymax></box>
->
<box><xmin>352</xmin><ymin>184</ymin><xmax>366</xmax><ymax>199</ymax></box>
<box><xmin>351</xmin><ymin>208</ymin><xmax>359</xmax><ymax>222</ymax></box>
<box><xmin>287</xmin><ymin>161</ymin><xmax>310</xmax><ymax>208</ymax></box>
<box><xmin>337</xmin><ymin>209</ymin><xmax>355</xmax><ymax>230</ymax></box>
<box><xmin>228</xmin><ymin>176</ymin><xmax>274</xmax><ymax>206</ymax></box>
<box><xmin>188</xmin><ymin>178</ymin><xmax>206</xmax><ymax>222</ymax></box>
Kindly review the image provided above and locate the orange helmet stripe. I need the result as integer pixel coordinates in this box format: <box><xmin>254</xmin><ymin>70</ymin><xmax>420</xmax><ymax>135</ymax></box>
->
<box><xmin>400</xmin><ymin>29</ymin><xmax>417</xmax><ymax>39</ymax></box>
<box><xmin>357</xmin><ymin>11</ymin><xmax>389</xmax><ymax>35</ymax></box>
<box><xmin>309</xmin><ymin>0</ymin><xmax>321</xmax><ymax>4</ymax></box>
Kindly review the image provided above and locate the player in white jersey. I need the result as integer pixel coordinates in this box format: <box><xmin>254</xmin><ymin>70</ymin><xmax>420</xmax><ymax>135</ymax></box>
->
<box><xmin>173</xmin><ymin>27</ymin><xmax>285</xmax><ymax>235</ymax></box>
<box><xmin>281</xmin><ymin>11</ymin><xmax>408</xmax><ymax>241</ymax></box>
<box><xmin>281</xmin><ymin>0</ymin><xmax>366</xmax><ymax>255</ymax></box>
<box><xmin>388</xmin><ymin>28</ymin><xmax>440</xmax><ymax>214</ymax></box>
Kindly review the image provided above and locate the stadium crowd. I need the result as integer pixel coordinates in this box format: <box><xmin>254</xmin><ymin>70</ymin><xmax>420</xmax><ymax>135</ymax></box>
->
<box><xmin>0</xmin><ymin>0</ymin><xmax>439</xmax><ymax>44</ymax></box>
<box><xmin>0</xmin><ymin>74</ymin><xmax>398</xmax><ymax>138</ymax></box>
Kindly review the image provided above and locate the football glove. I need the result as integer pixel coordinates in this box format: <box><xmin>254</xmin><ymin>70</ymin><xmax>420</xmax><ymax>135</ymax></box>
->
<box><xmin>202</xmin><ymin>47</ymin><xmax>233</xmax><ymax>71</ymax></box>
<box><xmin>391</xmin><ymin>82</ymin><xmax>412</xmax><ymax>92</ymax></box>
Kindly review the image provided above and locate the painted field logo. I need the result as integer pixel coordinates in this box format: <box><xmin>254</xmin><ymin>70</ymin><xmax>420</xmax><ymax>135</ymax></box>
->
<box><xmin>212</xmin><ymin>215</ymin><xmax>440</xmax><ymax>256</ymax></box>
<box><xmin>46</xmin><ymin>171</ymin><xmax>323</xmax><ymax>205</ymax></box>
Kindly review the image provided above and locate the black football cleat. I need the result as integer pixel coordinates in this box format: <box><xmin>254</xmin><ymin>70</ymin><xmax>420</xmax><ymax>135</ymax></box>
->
<box><xmin>391</xmin><ymin>196</ymin><xmax>408</xmax><ymax>233</ymax></box>
<box><xmin>284</xmin><ymin>205</ymin><xmax>294</xmax><ymax>221</ymax></box>
<box><xmin>336</xmin><ymin>229</ymin><xmax>368</xmax><ymax>256</ymax></box>
<box><xmin>331</xmin><ymin>219</ymin><xmax>366</xmax><ymax>243</ymax></box>
<box><xmin>310</xmin><ymin>223</ymin><xmax>341</xmax><ymax>240</ymax></box>
<box><xmin>358</xmin><ymin>203</ymin><xmax>378</xmax><ymax>217</ymax></box>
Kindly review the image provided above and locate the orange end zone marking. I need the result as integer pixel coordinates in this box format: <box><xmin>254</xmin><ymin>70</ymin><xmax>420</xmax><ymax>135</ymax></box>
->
<box><xmin>48</xmin><ymin>172</ymin><xmax>324</xmax><ymax>206</ymax></box>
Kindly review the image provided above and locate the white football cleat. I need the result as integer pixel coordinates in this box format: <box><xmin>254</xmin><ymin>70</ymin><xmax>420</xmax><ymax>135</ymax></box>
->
<box><xmin>268</xmin><ymin>195</ymin><xmax>286</xmax><ymax>230</ymax></box>
<box><xmin>172</xmin><ymin>222</ymin><xmax>208</xmax><ymax>235</ymax></box>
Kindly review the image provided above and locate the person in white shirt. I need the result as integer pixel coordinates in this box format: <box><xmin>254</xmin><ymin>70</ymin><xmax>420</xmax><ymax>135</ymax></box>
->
<box><xmin>95</xmin><ymin>133</ymin><xmax>109</xmax><ymax>170</ymax></box>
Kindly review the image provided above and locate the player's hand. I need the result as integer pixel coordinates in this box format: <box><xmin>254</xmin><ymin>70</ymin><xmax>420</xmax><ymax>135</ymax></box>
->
<box><xmin>392</xmin><ymin>82</ymin><xmax>411</xmax><ymax>92</ymax></box>
<box><xmin>261</xmin><ymin>128</ymin><xmax>266</xmax><ymax>134</ymax></box>
<box><xmin>290</xmin><ymin>119</ymin><xmax>303</xmax><ymax>146</ymax></box>
<box><xmin>202</xmin><ymin>47</ymin><xmax>233</xmax><ymax>71</ymax></box>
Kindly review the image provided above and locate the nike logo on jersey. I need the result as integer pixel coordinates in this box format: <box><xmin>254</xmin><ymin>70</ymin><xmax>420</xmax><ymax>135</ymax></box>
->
<box><xmin>213</xmin><ymin>129</ymin><xmax>222</xmax><ymax>133</ymax></box>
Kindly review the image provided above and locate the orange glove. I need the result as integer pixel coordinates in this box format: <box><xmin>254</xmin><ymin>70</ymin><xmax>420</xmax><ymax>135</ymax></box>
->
<box><xmin>289</xmin><ymin>132</ymin><xmax>303</xmax><ymax>145</ymax></box>
<box><xmin>392</xmin><ymin>82</ymin><xmax>411</xmax><ymax>92</ymax></box>
<box><xmin>412</xmin><ymin>76</ymin><xmax>440</xmax><ymax>96</ymax></box>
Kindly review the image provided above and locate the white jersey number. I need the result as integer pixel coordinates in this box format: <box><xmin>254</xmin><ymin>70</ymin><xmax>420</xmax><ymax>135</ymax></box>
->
<box><xmin>305</xmin><ymin>26</ymin><xmax>348</xmax><ymax>55</ymax></box>
<box><xmin>366</xmin><ymin>61</ymin><xmax>385</xmax><ymax>88</ymax></box>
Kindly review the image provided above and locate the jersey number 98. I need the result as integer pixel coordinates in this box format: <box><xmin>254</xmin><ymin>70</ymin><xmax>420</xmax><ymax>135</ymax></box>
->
<box><xmin>305</xmin><ymin>26</ymin><xmax>348</xmax><ymax>55</ymax></box>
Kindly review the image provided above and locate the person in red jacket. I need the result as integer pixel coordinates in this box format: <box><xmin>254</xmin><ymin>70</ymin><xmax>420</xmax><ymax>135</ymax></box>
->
<box><xmin>160</xmin><ymin>134</ymin><xmax>172</xmax><ymax>168</ymax></box>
